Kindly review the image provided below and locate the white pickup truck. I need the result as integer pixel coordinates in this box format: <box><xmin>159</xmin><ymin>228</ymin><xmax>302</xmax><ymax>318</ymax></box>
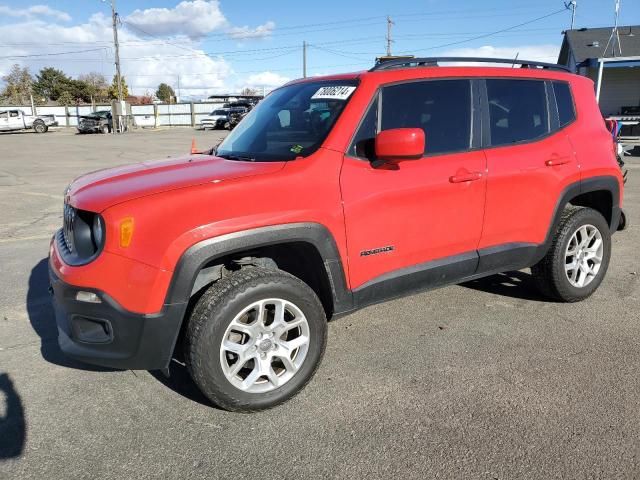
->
<box><xmin>0</xmin><ymin>109</ymin><xmax>58</xmax><ymax>133</ymax></box>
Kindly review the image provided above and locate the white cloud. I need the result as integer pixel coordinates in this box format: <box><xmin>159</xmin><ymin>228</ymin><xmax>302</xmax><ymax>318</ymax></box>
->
<box><xmin>243</xmin><ymin>71</ymin><xmax>290</xmax><ymax>89</ymax></box>
<box><xmin>442</xmin><ymin>44</ymin><xmax>560</xmax><ymax>65</ymax></box>
<box><xmin>0</xmin><ymin>12</ymin><xmax>232</xmax><ymax>98</ymax></box>
<box><xmin>0</xmin><ymin>4</ymin><xmax>71</xmax><ymax>22</ymax></box>
<box><xmin>125</xmin><ymin>0</ymin><xmax>227</xmax><ymax>39</ymax></box>
<box><xmin>228</xmin><ymin>21</ymin><xmax>275</xmax><ymax>40</ymax></box>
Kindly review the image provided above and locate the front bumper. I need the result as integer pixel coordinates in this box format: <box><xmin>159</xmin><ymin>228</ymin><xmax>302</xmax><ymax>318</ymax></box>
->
<box><xmin>49</xmin><ymin>261</ymin><xmax>185</xmax><ymax>370</ymax></box>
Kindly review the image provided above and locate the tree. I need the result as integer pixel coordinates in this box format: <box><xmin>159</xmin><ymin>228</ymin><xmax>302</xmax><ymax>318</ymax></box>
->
<box><xmin>56</xmin><ymin>91</ymin><xmax>75</xmax><ymax>106</ymax></box>
<box><xmin>1</xmin><ymin>64</ymin><xmax>34</xmax><ymax>104</ymax></box>
<box><xmin>108</xmin><ymin>75</ymin><xmax>129</xmax><ymax>100</ymax></box>
<box><xmin>78</xmin><ymin>72</ymin><xmax>108</xmax><ymax>101</ymax></box>
<box><xmin>155</xmin><ymin>83</ymin><xmax>175</xmax><ymax>103</ymax></box>
<box><xmin>240</xmin><ymin>87</ymin><xmax>258</xmax><ymax>96</ymax></box>
<box><xmin>32</xmin><ymin>67</ymin><xmax>73</xmax><ymax>102</ymax></box>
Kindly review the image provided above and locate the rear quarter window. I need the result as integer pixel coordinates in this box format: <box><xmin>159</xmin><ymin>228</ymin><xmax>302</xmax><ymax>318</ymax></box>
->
<box><xmin>552</xmin><ymin>81</ymin><xmax>576</xmax><ymax>127</ymax></box>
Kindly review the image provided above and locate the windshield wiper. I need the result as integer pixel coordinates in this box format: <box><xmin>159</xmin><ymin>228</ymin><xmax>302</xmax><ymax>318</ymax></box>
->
<box><xmin>216</xmin><ymin>153</ymin><xmax>256</xmax><ymax>162</ymax></box>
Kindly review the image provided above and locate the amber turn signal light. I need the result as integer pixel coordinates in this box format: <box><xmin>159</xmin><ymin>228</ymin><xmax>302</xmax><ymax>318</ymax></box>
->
<box><xmin>119</xmin><ymin>217</ymin><xmax>134</xmax><ymax>248</ymax></box>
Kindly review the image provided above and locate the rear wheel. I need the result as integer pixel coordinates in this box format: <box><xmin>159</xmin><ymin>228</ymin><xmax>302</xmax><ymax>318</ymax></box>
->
<box><xmin>33</xmin><ymin>121</ymin><xmax>47</xmax><ymax>134</ymax></box>
<box><xmin>185</xmin><ymin>267</ymin><xmax>327</xmax><ymax>412</ymax></box>
<box><xmin>532</xmin><ymin>206</ymin><xmax>611</xmax><ymax>302</ymax></box>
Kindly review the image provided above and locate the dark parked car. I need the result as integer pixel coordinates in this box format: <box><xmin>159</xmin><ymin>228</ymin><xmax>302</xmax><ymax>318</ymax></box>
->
<box><xmin>77</xmin><ymin>111</ymin><xmax>112</xmax><ymax>134</ymax></box>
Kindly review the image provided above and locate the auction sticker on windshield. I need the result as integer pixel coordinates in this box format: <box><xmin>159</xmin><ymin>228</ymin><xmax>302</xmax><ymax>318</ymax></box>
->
<box><xmin>311</xmin><ymin>86</ymin><xmax>356</xmax><ymax>101</ymax></box>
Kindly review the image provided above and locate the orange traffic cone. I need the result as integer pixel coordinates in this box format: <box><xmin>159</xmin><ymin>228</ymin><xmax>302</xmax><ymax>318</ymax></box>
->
<box><xmin>190</xmin><ymin>138</ymin><xmax>198</xmax><ymax>154</ymax></box>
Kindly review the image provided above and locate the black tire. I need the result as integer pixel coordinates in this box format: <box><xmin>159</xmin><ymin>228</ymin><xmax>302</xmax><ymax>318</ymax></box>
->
<box><xmin>532</xmin><ymin>206</ymin><xmax>611</xmax><ymax>302</ymax></box>
<box><xmin>100</xmin><ymin>124</ymin><xmax>109</xmax><ymax>134</ymax></box>
<box><xmin>33</xmin><ymin>121</ymin><xmax>47</xmax><ymax>134</ymax></box>
<box><xmin>185</xmin><ymin>267</ymin><xmax>327</xmax><ymax>412</ymax></box>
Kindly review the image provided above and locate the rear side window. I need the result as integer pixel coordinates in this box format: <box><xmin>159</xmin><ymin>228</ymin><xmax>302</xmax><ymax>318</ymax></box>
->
<box><xmin>552</xmin><ymin>81</ymin><xmax>576</xmax><ymax>127</ymax></box>
<box><xmin>380</xmin><ymin>80</ymin><xmax>472</xmax><ymax>155</ymax></box>
<box><xmin>486</xmin><ymin>79</ymin><xmax>549</xmax><ymax>147</ymax></box>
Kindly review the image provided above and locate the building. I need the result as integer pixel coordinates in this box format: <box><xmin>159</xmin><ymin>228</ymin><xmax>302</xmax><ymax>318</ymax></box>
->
<box><xmin>558</xmin><ymin>25</ymin><xmax>640</xmax><ymax>116</ymax></box>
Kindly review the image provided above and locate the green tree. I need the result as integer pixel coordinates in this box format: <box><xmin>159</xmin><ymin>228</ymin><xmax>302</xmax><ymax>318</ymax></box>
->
<box><xmin>155</xmin><ymin>82</ymin><xmax>175</xmax><ymax>103</ymax></box>
<box><xmin>56</xmin><ymin>91</ymin><xmax>75</xmax><ymax>106</ymax></box>
<box><xmin>108</xmin><ymin>75</ymin><xmax>129</xmax><ymax>99</ymax></box>
<box><xmin>1</xmin><ymin>64</ymin><xmax>34</xmax><ymax>104</ymax></box>
<box><xmin>32</xmin><ymin>67</ymin><xmax>74</xmax><ymax>101</ymax></box>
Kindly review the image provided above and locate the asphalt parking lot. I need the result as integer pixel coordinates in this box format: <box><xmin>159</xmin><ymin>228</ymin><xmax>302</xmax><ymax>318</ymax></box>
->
<box><xmin>0</xmin><ymin>127</ymin><xmax>639</xmax><ymax>479</ymax></box>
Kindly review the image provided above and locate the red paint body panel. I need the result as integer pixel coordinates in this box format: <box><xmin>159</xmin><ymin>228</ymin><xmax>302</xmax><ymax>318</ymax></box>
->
<box><xmin>479</xmin><ymin>133</ymin><xmax>580</xmax><ymax>248</ymax></box>
<box><xmin>50</xmin><ymin>65</ymin><xmax>624</xmax><ymax>315</ymax></box>
<box><xmin>68</xmin><ymin>155</ymin><xmax>285</xmax><ymax>213</ymax></box>
<box><xmin>341</xmin><ymin>151</ymin><xmax>486</xmax><ymax>289</ymax></box>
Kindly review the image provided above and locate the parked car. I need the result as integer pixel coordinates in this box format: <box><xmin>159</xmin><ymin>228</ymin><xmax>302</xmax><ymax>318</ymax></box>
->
<box><xmin>77</xmin><ymin>110</ymin><xmax>112</xmax><ymax>134</ymax></box>
<box><xmin>227</xmin><ymin>110</ymin><xmax>248</xmax><ymax>130</ymax></box>
<box><xmin>199</xmin><ymin>109</ymin><xmax>231</xmax><ymax>130</ymax></box>
<box><xmin>50</xmin><ymin>57</ymin><xmax>626</xmax><ymax>412</ymax></box>
<box><xmin>0</xmin><ymin>109</ymin><xmax>57</xmax><ymax>133</ymax></box>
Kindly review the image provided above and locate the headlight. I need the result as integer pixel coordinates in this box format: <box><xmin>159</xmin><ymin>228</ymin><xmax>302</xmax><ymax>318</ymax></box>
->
<box><xmin>58</xmin><ymin>206</ymin><xmax>105</xmax><ymax>265</ymax></box>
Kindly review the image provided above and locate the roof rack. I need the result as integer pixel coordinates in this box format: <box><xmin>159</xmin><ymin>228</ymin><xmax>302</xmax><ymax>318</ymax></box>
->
<box><xmin>369</xmin><ymin>57</ymin><xmax>571</xmax><ymax>73</ymax></box>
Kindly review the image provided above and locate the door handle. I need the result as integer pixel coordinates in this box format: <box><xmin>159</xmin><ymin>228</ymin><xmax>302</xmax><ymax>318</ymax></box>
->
<box><xmin>545</xmin><ymin>155</ymin><xmax>571</xmax><ymax>167</ymax></box>
<box><xmin>449</xmin><ymin>171</ymin><xmax>483</xmax><ymax>183</ymax></box>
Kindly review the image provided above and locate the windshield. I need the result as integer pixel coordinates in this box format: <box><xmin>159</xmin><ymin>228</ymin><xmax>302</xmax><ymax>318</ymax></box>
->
<box><xmin>211</xmin><ymin>110</ymin><xmax>228</xmax><ymax>115</ymax></box>
<box><xmin>216</xmin><ymin>79</ymin><xmax>358</xmax><ymax>161</ymax></box>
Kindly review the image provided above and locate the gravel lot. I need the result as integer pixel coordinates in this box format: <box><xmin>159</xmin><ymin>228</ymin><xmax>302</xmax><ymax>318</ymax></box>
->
<box><xmin>0</xmin><ymin>127</ymin><xmax>639</xmax><ymax>479</ymax></box>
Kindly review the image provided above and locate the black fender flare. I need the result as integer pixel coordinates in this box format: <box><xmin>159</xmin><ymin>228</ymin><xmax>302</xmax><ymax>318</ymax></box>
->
<box><xmin>532</xmin><ymin>175</ymin><xmax>620</xmax><ymax>264</ymax></box>
<box><xmin>164</xmin><ymin>222</ymin><xmax>353</xmax><ymax>313</ymax></box>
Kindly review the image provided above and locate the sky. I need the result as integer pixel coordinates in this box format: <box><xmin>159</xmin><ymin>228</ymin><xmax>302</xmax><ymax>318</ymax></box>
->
<box><xmin>0</xmin><ymin>0</ymin><xmax>638</xmax><ymax>100</ymax></box>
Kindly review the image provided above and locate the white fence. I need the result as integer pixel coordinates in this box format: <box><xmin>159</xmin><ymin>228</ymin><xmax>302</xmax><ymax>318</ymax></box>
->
<box><xmin>0</xmin><ymin>102</ymin><xmax>226</xmax><ymax>128</ymax></box>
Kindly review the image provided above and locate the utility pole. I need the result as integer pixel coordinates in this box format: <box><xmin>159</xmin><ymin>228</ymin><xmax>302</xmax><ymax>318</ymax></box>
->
<box><xmin>302</xmin><ymin>41</ymin><xmax>307</xmax><ymax>78</ymax></box>
<box><xmin>109</xmin><ymin>0</ymin><xmax>123</xmax><ymax>102</ymax></box>
<box><xmin>386</xmin><ymin>16</ymin><xmax>394</xmax><ymax>56</ymax></box>
<box><xmin>564</xmin><ymin>1</ymin><xmax>577</xmax><ymax>30</ymax></box>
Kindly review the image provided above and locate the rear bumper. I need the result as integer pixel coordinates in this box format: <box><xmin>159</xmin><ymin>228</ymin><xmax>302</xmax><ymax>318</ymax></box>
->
<box><xmin>49</xmin><ymin>261</ymin><xmax>185</xmax><ymax>370</ymax></box>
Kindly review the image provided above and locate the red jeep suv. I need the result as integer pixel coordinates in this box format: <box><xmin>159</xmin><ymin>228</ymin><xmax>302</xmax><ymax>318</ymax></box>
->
<box><xmin>49</xmin><ymin>58</ymin><xmax>626</xmax><ymax>411</ymax></box>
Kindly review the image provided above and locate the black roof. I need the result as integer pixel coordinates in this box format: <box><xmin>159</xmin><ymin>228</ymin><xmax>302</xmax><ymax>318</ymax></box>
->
<box><xmin>559</xmin><ymin>25</ymin><xmax>640</xmax><ymax>64</ymax></box>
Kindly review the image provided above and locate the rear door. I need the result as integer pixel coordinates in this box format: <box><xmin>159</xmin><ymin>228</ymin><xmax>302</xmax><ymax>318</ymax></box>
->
<box><xmin>340</xmin><ymin>79</ymin><xmax>487</xmax><ymax>290</ymax></box>
<box><xmin>479</xmin><ymin>78</ymin><xmax>579</xmax><ymax>251</ymax></box>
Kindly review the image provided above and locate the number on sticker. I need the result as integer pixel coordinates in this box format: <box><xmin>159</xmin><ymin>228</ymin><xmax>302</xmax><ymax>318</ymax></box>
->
<box><xmin>311</xmin><ymin>86</ymin><xmax>356</xmax><ymax>101</ymax></box>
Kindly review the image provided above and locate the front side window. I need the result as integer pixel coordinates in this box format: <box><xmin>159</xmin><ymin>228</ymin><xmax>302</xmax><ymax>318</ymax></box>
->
<box><xmin>486</xmin><ymin>79</ymin><xmax>549</xmax><ymax>147</ymax></box>
<box><xmin>217</xmin><ymin>79</ymin><xmax>358</xmax><ymax>161</ymax></box>
<box><xmin>349</xmin><ymin>96</ymin><xmax>378</xmax><ymax>158</ymax></box>
<box><xmin>552</xmin><ymin>81</ymin><xmax>576</xmax><ymax>127</ymax></box>
<box><xmin>380</xmin><ymin>80</ymin><xmax>472</xmax><ymax>155</ymax></box>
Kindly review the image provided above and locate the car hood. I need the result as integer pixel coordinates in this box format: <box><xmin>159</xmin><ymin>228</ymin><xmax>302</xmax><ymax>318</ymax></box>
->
<box><xmin>202</xmin><ymin>115</ymin><xmax>226</xmax><ymax>121</ymax></box>
<box><xmin>67</xmin><ymin>155</ymin><xmax>285</xmax><ymax>212</ymax></box>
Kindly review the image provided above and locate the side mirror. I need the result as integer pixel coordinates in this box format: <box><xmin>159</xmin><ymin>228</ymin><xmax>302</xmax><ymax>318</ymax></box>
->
<box><xmin>375</xmin><ymin>128</ymin><xmax>425</xmax><ymax>161</ymax></box>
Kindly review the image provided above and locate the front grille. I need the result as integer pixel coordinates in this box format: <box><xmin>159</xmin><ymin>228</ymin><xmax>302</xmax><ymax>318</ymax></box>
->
<box><xmin>63</xmin><ymin>203</ymin><xmax>76</xmax><ymax>253</ymax></box>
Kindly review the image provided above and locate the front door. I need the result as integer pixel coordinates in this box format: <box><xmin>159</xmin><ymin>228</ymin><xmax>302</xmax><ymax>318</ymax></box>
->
<box><xmin>340</xmin><ymin>79</ymin><xmax>487</xmax><ymax>293</ymax></box>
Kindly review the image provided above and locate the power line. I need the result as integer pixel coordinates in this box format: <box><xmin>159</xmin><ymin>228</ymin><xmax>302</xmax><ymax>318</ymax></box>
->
<box><xmin>0</xmin><ymin>47</ymin><xmax>109</xmax><ymax>59</ymax></box>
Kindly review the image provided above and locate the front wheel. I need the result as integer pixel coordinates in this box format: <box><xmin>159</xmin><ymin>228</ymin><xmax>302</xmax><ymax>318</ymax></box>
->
<box><xmin>185</xmin><ymin>267</ymin><xmax>327</xmax><ymax>412</ymax></box>
<box><xmin>532</xmin><ymin>206</ymin><xmax>611</xmax><ymax>302</ymax></box>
